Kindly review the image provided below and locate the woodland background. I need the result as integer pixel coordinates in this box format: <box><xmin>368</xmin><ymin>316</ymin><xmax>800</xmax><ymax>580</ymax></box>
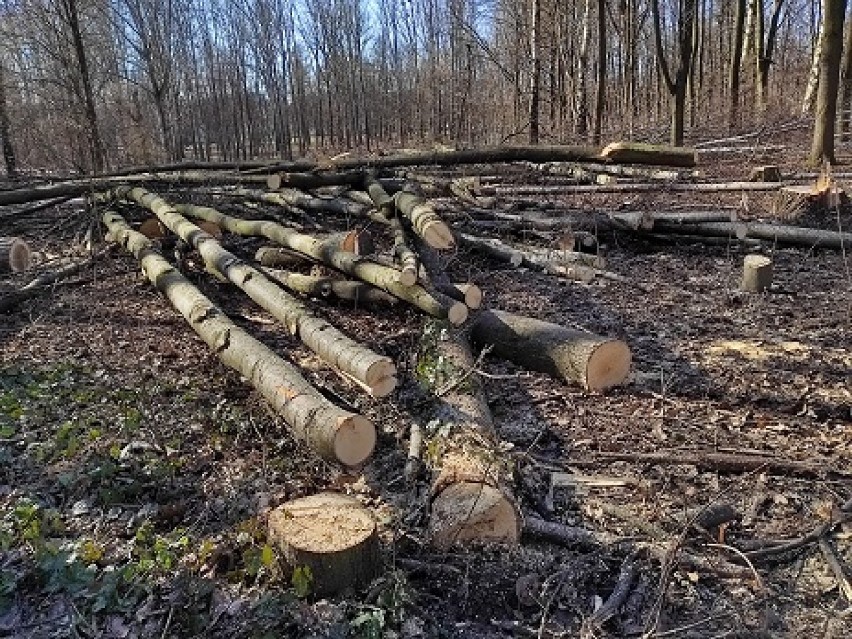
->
<box><xmin>0</xmin><ymin>0</ymin><xmax>840</xmax><ymax>175</ymax></box>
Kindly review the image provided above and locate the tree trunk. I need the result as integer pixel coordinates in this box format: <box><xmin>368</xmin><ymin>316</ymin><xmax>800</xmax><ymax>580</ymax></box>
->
<box><xmin>600</xmin><ymin>141</ymin><xmax>697</xmax><ymax>166</ymax></box>
<box><xmin>470</xmin><ymin>310</ymin><xmax>632</xmax><ymax>391</ymax></box>
<box><xmin>529</xmin><ymin>0</ymin><xmax>542</xmax><ymax>144</ymax></box>
<box><xmin>393</xmin><ymin>191</ymin><xmax>455</xmax><ymax>250</ymax></box>
<box><xmin>114</xmin><ymin>189</ymin><xmax>397</xmax><ymax>398</ymax></box>
<box><xmin>839</xmin><ymin>10</ymin><xmax>852</xmax><ymax>138</ymax></box>
<box><xmin>0</xmin><ymin>63</ymin><xmax>17</xmax><ymax>179</ymax></box>
<box><xmin>592</xmin><ymin>0</ymin><xmax>607</xmax><ymax>144</ymax></box>
<box><xmin>651</xmin><ymin>219</ymin><xmax>852</xmax><ymax>248</ymax></box>
<box><xmin>803</xmin><ymin>13</ymin><xmax>826</xmax><ymax>115</ymax></box>
<box><xmin>729</xmin><ymin>0</ymin><xmax>747</xmax><ymax>129</ymax></box>
<box><xmin>575</xmin><ymin>0</ymin><xmax>592</xmax><ymax>137</ymax></box>
<box><xmin>103</xmin><ymin>211</ymin><xmax>375</xmax><ymax>468</ymax></box>
<box><xmin>416</xmin><ymin>319</ymin><xmax>520</xmax><ymax>550</ymax></box>
<box><xmin>809</xmin><ymin>0</ymin><xmax>848</xmax><ymax>166</ymax></box>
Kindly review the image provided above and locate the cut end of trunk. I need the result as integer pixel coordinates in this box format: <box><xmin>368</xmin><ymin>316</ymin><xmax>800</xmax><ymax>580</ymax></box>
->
<box><xmin>0</xmin><ymin>237</ymin><xmax>32</xmax><ymax>273</ymax></box>
<box><xmin>455</xmin><ymin>283</ymin><xmax>483</xmax><ymax>309</ymax></box>
<box><xmin>365</xmin><ymin>358</ymin><xmax>397</xmax><ymax>387</ymax></box>
<box><xmin>586</xmin><ymin>339</ymin><xmax>632</xmax><ymax>391</ymax></box>
<box><xmin>197</xmin><ymin>220</ymin><xmax>223</xmax><ymax>239</ymax></box>
<box><xmin>430</xmin><ymin>482</ymin><xmax>520</xmax><ymax>550</ymax></box>
<box><xmin>268</xmin><ymin>492</ymin><xmax>379</xmax><ymax>596</ymax></box>
<box><xmin>267</xmin><ymin>174</ymin><xmax>282</xmax><ymax>190</ymax></box>
<box><xmin>398</xmin><ymin>266</ymin><xmax>418</xmax><ymax>287</ymax></box>
<box><xmin>741</xmin><ymin>254</ymin><xmax>773</xmax><ymax>293</ymax></box>
<box><xmin>138</xmin><ymin>218</ymin><xmax>167</xmax><ymax>239</ymax></box>
<box><xmin>334</xmin><ymin>414</ymin><xmax>377</xmax><ymax>467</ymax></box>
<box><xmin>447</xmin><ymin>301</ymin><xmax>469</xmax><ymax>326</ymax></box>
<box><xmin>422</xmin><ymin>220</ymin><xmax>456</xmax><ymax>250</ymax></box>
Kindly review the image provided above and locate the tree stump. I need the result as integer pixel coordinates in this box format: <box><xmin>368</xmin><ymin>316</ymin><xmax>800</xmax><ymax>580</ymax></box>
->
<box><xmin>267</xmin><ymin>492</ymin><xmax>380</xmax><ymax>596</ymax></box>
<box><xmin>0</xmin><ymin>237</ymin><xmax>31</xmax><ymax>273</ymax></box>
<box><xmin>748</xmin><ymin>165</ymin><xmax>781</xmax><ymax>182</ymax></box>
<box><xmin>741</xmin><ymin>254</ymin><xmax>773</xmax><ymax>293</ymax></box>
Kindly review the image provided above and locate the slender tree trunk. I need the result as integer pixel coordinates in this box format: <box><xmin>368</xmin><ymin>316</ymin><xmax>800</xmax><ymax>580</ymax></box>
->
<box><xmin>729</xmin><ymin>0</ymin><xmax>747</xmax><ymax>129</ymax></box>
<box><xmin>839</xmin><ymin>8</ymin><xmax>852</xmax><ymax>138</ymax></box>
<box><xmin>529</xmin><ymin>0</ymin><xmax>541</xmax><ymax>144</ymax></box>
<box><xmin>592</xmin><ymin>0</ymin><xmax>607</xmax><ymax>144</ymax></box>
<box><xmin>575</xmin><ymin>0</ymin><xmax>592</xmax><ymax>137</ymax></box>
<box><xmin>803</xmin><ymin>12</ymin><xmax>826</xmax><ymax>114</ymax></box>
<box><xmin>0</xmin><ymin>63</ymin><xmax>17</xmax><ymax>179</ymax></box>
<box><xmin>810</xmin><ymin>0</ymin><xmax>848</xmax><ymax>166</ymax></box>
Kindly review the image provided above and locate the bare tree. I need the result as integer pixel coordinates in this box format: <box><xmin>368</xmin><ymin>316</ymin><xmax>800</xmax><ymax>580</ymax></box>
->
<box><xmin>809</xmin><ymin>0</ymin><xmax>848</xmax><ymax>165</ymax></box>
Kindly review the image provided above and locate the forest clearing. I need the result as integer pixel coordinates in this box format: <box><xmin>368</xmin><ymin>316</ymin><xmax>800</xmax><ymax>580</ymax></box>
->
<box><xmin>0</xmin><ymin>0</ymin><xmax>851</xmax><ymax>637</ymax></box>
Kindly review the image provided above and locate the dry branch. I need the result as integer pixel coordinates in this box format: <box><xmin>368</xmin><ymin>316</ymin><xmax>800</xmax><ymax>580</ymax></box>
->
<box><xmin>103</xmin><ymin>212</ymin><xmax>375</xmax><ymax>467</ymax></box>
<box><xmin>113</xmin><ymin>189</ymin><xmax>397</xmax><ymax>398</ymax></box>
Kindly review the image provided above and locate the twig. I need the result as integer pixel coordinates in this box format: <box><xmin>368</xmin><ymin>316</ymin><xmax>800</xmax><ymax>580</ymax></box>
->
<box><xmin>435</xmin><ymin>344</ymin><xmax>492</xmax><ymax>396</ymax></box>
<box><xmin>742</xmin><ymin>510</ymin><xmax>852</xmax><ymax>562</ymax></box>
<box><xmin>586</xmin><ymin>552</ymin><xmax>639</xmax><ymax>629</ymax></box>
<box><xmin>818</xmin><ymin>537</ymin><xmax>852</xmax><ymax>603</ymax></box>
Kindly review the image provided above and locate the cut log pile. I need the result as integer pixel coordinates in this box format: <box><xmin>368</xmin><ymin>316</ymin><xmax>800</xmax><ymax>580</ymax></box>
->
<box><xmin>2</xmin><ymin>142</ymin><xmax>850</xmax><ymax>593</ymax></box>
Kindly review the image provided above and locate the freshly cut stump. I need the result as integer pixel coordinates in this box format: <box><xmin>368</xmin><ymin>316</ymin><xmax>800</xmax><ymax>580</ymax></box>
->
<box><xmin>431</xmin><ymin>482</ymin><xmax>521</xmax><ymax>549</ymax></box>
<box><xmin>471</xmin><ymin>310</ymin><xmax>631</xmax><ymax>391</ymax></box>
<box><xmin>741</xmin><ymin>254</ymin><xmax>773</xmax><ymax>293</ymax></box>
<box><xmin>268</xmin><ymin>493</ymin><xmax>380</xmax><ymax>596</ymax></box>
<box><xmin>0</xmin><ymin>237</ymin><xmax>31</xmax><ymax>273</ymax></box>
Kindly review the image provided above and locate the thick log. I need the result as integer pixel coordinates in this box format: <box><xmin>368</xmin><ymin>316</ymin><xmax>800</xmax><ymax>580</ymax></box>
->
<box><xmin>480</xmin><ymin>180</ymin><xmax>789</xmax><ymax>196</ymax></box>
<box><xmin>175</xmin><ymin>202</ymin><xmax>468</xmax><ymax>325</ymax></box>
<box><xmin>266</xmin><ymin>170</ymin><xmax>364</xmax><ymax>190</ymax></box>
<box><xmin>650</xmin><ymin>220</ymin><xmax>852</xmax><ymax>249</ymax></box>
<box><xmin>459</xmin><ymin>233</ymin><xmax>523</xmax><ymax>267</ymax></box>
<box><xmin>394</xmin><ymin>191</ymin><xmax>455</xmax><ymax>250</ymax></box>
<box><xmin>267</xmin><ymin>493</ymin><xmax>379</xmax><ymax>596</ymax></box>
<box><xmin>417</xmin><ymin>319</ymin><xmax>520</xmax><ymax>549</ymax></box>
<box><xmin>0</xmin><ymin>236</ymin><xmax>31</xmax><ymax>273</ymax></box>
<box><xmin>255</xmin><ymin>246</ymin><xmax>313</xmax><ymax>268</ymax></box>
<box><xmin>471</xmin><ymin>310</ymin><xmax>631</xmax><ymax>391</ymax></box>
<box><xmin>741</xmin><ymin>254</ymin><xmax>773</xmax><ymax>292</ymax></box>
<box><xmin>0</xmin><ymin>195</ymin><xmax>75</xmax><ymax>221</ymax></box>
<box><xmin>114</xmin><ymin>190</ymin><xmax>397</xmax><ymax>398</ymax></box>
<box><xmin>103</xmin><ymin>212</ymin><xmax>375</xmax><ymax>467</ymax></box>
<box><xmin>600</xmin><ymin>141</ymin><xmax>697</xmax><ymax>167</ymax></box>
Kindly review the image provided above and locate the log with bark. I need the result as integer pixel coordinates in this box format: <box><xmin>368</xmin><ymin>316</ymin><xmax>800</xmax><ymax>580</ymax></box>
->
<box><xmin>479</xmin><ymin>180</ymin><xmax>791</xmax><ymax>196</ymax></box>
<box><xmin>649</xmin><ymin>220</ymin><xmax>852</xmax><ymax>250</ymax></box>
<box><xmin>741</xmin><ymin>254</ymin><xmax>773</xmax><ymax>292</ymax></box>
<box><xmin>0</xmin><ymin>236</ymin><xmax>31</xmax><ymax>273</ymax></box>
<box><xmin>112</xmin><ymin>188</ymin><xmax>398</xmax><ymax>398</ymax></box>
<box><xmin>266</xmin><ymin>170</ymin><xmax>365</xmax><ymax>190</ymax></box>
<box><xmin>103</xmin><ymin>211</ymin><xmax>375</xmax><ymax>467</ymax></box>
<box><xmin>599</xmin><ymin>141</ymin><xmax>697</xmax><ymax>167</ymax></box>
<box><xmin>267</xmin><ymin>492</ymin><xmax>380</xmax><ymax>595</ymax></box>
<box><xmin>471</xmin><ymin>310</ymin><xmax>631</xmax><ymax>391</ymax></box>
<box><xmin>416</xmin><ymin>319</ymin><xmax>520</xmax><ymax>549</ymax></box>
<box><xmin>172</xmin><ymin>201</ymin><xmax>468</xmax><ymax>325</ymax></box>
<box><xmin>263</xmin><ymin>268</ymin><xmax>399</xmax><ymax>307</ymax></box>
<box><xmin>363</xmin><ymin>175</ymin><xmax>419</xmax><ymax>285</ymax></box>
<box><xmin>393</xmin><ymin>190</ymin><xmax>455</xmax><ymax>250</ymax></box>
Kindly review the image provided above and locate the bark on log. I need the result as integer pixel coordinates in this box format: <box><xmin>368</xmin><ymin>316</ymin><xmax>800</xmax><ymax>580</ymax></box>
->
<box><xmin>394</xmin><ymin>191</ymin><xmax>455</xmax><ymax>250</ymax></box>
<box><xmin>748</xmin><ymin>165</ymin><xmax>782</xmax><ymax>182</ymax></box>
<box><xmin>267</xmin><ymin>493</ymin><xmax>380</xmax><ymax>596</ymax></box>
<box><xmin>650</xmin><ymin>220</ymin><xmax>852</xmax><ymax>249</ymax></box>
<box><xmin>255</xmin><ymin>246</ymin><xmax>313</xmax><ymax>268</ymax></box>
<box><xmin>0</xmin><ymin>236</ymin><xmax>31</xmax><ymax>273</ymax></box>
<box><xmin>741</xmin><ymin>254</ymin><xmax>773</xmax><ymax>292</ymax></box>
<box><xmin>480</xmin><ymin>181</ymin><xmax>789</xmax><ymax>196</ymax></box>
<box><xmin>364</xmin><ymin>176</ymin><xmax>419</xmax><ymax>285</ymax></box>
<box><xmin>600</xmin><ymin>141</ymin><xmax>697</xmax><ymax>167</ymax></box>
<box><xmin>103</xmin><ymin>212</ymin><xmax>375</xmax><ymax>467</ymax></box>
<box><xmin>174</xmin><ymin>201</ymin><xmax>468</xmax><ymax>325</ymax></box>
<box><xmin>459</xmin><ymin>233</ymin><xmax>523</xmax><ymax>267</ymax></box>
<box><xmin>266</xmin><ymin>170</ymin><xmax>365</xmax><ymax>190</ymax></box>
<box><xmin>264</xmin><ymin>268</ymin><xmax>399</xmax><ymax>310</ymax></box>
<box><xmin>471</xmin><ymin>310</ymin><xmax>631</xmax><ymax>391</ymax></box>
<box><xmin>114</xmin><ymin>189</ymin><xmax>397</xmax><ymax>398</ymax></box>
<box><xmin>417</xmin><ymin>319</ymin><xmax>520</xmax><ymax>549</ymax></box>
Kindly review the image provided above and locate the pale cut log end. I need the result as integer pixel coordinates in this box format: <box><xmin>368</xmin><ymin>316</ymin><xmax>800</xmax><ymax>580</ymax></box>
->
<box><xmin>585</xmin><ymin>340</ymin><xmax>632</xmax><ymax>391</ymax></box>
<box><xmin>369</xmin><ymin>376</ymin><xmax>398</xmax><ymax>398</ymax></box>
<box><xmin>447</xmin><ymin>301</ymin><xmax>469</xmax><ymax>326</ymax></box>
<box><xmin>268</xmin><ymin>492</ymin><xmax>380</xmax><ymax>596</ymax></box>
<box><xmin>398</xmin><ymin>268</ymin><xmax>418</xmax><ymax>287</ymax></box>
<box><xmin>0</xmin><ymin>237</ymin><xmax>31</xmax><ymax>273</ymax></box>
<box><xmin>422</xmin><ymin>223</ymin><xmax>456</xmax><ymax>250</ymax></box>
<box><xmin>508</xmin><ymin>252</ymin><xmax>523</xmax><ymax>267</ymax></box>
<box><xmin>267</xmin><ymin>174</ymin><xmax>282</xmax><ymax>190</ymax></box>
<box><xmin>196</xmin><ymin>220</ymin><xmax>223</xmax><ymax>239</ymax></box>
<box><xmin>365</xmin><ymin>358</ymin><xmax>398</xmax><ymax>388</ymax></box>
<box><xmin>138</xmin><ymin>218</ymin><xmax>167</xmax><ymax>239</ymax></box>
<box><xmin>334</xmin><ymin>415</ymin><xmax>377</xmax><ymax>467</ymax></box>
<box><xmin>455</xmin><ymin>283</ymin><xmax>483</xmax><ymax>309</ymax></box>
<box><xmin>741</xmin><ymin>254</ymin><xmax>773</xmax><ymax>293</ymax></box>
<box><xmin>430</xmin><ymin>482</ymin><xmax>521</xmax><ymax>550</ymax></box>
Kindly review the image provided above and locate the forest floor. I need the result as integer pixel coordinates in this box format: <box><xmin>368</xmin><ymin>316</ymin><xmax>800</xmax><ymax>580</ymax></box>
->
<box><xmin>0</xmin><ymin>139</ymin><xmax>850</xmax><ymax>638</ymax></box>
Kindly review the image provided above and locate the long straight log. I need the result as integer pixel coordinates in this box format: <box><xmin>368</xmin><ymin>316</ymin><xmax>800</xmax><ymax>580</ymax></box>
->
<box><xmin>471</xmin><ymin>310</ymin><xmax>631</xmax><ymax>391</ymax></box>
<box><xmin>600</xmin><ymin>141</ymin><xmax>697</xmax><ymax>167</ymax></box>
<box><xmin>650</xmin><ymin>220</ymin><xmax>852</xmax><ymax>249</ymax></box>
<box><xmin>266</xmin><ymin>170</ymin><xmax>364</xmax><ymax>190</ymax></box>
<box><xmin>479</xmin><ymin>181</ymin><xmax>792</xmax><ymax>196</ymax></box>
<box><xmin>113</xmin><ymin>189</ymin><xmax>397</xmax><ymax>398</ymax></box>
<box><xmin>394</xmin><ymin>191</ymin><xmax>455</xmax><ymax>250</ymax></box>
<box><xmin>104</xmin><ymin>213</ymin><xmax>374</xmax><ymax>467</ymax></box>
<box><xmin>174</xmin><ymin>202</ymin><xmax>468</xmax><ymax>325</ymax></box>
<box><xmin>263</xmin><ymin>268</ymin><xmax>399</xmax><ymax>308</ymax></box>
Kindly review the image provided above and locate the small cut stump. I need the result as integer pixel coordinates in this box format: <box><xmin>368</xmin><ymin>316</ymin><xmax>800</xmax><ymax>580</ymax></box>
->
<box><xmin>268</xmin><ymin>492</ymin><xmax>380</xmax><ymax>596</ymax></box>
<box><xmin>0</xmin><ymin>237</ymin><xmax>31</xmax><ymax>273</ymax></box>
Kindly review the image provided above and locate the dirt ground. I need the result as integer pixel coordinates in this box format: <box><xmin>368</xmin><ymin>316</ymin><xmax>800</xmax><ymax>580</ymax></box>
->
<box><xmin>0</xmin><ymin>142</ymin><xmax>850</xmax><ymax>638</ymax></box>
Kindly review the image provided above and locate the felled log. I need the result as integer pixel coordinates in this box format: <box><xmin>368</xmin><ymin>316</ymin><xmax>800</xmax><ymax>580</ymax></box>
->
<box><xmin>0</xmin><ymin>236</ymin><xmax>31</xmax><ymax>273</ymax></box>
<box><xmin>255</xmin><ymin>246</ymin><xmax>313</xmax><ymax>268</ymax></box>
<box><xmin>264</xmin><ymin>268</ymin><xmax>399</xmax><ymax>309</ymax></box>
<box><xmin>480</xmin><ymin>180</ymin><xmax>788</xmax><ymax>196</ymax></box>
<box><xmin>266</xmin><ymin>170</ymin><xmax>364</xmax><ymax>190</ymax></box>
<box><xmin>103</xmin><ymin>212</ymin><xmax>375</xmax><ymax>467</ymax></box>
<box><xmin>651</xmin><ymin>220</ymin><xmax>852</xmax><ymax>250</ymax></box>
<box><xmin>417</xmin><ymin>320</ymin><xmax>520</xmax><ymax>549</ymax></box>
<box><xmin>113</xmin><ymin>189</ymin><xmax>397</xmax><ymax>398</ymax></box>
<box><xmin>741</xmin><ymin>254</ymin><xmax>773</xmax><ymax>292</ymax></box>
<box><xmin>364</xmin><ymin>176</ymin><xmax>418</xmax><ymax>285</ymax></box>
<box><xmin>394</xmin><ymin>191</ymin><xmax>455</xmax><ymax>250</ymax></box>
<box><xmin>267</xmin><ymin>493</ymin><xmax>380</xmax><ymax>596</ymax></box>
<box><xmin>471</xmin><ymin>310</ymin><xmax>631</xmax><ymax>391</ymax></box>
<box><xmin>0</xmin><ymin>195</ymin><xmax>75</xmax><ymax>222</ymax></box>
<box><xmin>459</xmin><ymin>233</ymin><xmax>523</xmax><ymax>267</ymax></box>
<box><xmin>175</xmin><ymin>202</ymin><xmax>468</xmax><ymax>325</ymax></box>
<box><xmin>599</xmin><ymin>141</ymin><xmax>697</xmax><ymax>167</ymax></box>
<box><xmin>545</xmin><ymin>162</ymin><xmax>697</xmax><ymax>182</ymax></box>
